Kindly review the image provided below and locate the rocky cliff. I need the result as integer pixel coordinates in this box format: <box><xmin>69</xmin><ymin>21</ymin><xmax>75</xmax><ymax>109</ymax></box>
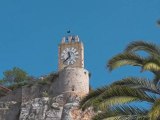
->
<box><xmin>20</xmin><ymin>94</ymin><xmax>94</xmax><ymax>120</ymax></box>
<box><xmin>0</xmin><ymin>84</ymin><xmax>94</xmax><ymax>120</ymax></box>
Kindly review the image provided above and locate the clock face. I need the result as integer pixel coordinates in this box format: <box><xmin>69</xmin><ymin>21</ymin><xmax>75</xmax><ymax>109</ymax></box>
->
<box><xmin>61</xmin><ymin>47</ymin><xmax>79</xmax><ymax>65</ymax></box>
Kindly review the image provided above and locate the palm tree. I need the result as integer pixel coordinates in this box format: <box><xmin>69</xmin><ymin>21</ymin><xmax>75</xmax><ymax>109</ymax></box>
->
<box><xmin>108</xmin><ymin>41</ymin><xmax>160</xmax><ymax>85</ymax></box>
<box><xmin>80</xmin><ymin>41</ymin><xmax>160</xmax><ymax>120</ymax></box>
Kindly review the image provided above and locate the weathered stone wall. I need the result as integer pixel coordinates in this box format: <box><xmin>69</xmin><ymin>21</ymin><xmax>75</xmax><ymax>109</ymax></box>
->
<box><xmin>19</xmin><ymin>94</ymin><xmax>94</xmax><ymax>120</ymax></box>
<box><xmin>0</xmin><ymin>101</ymin><xmax>20</xmax><ymax>120</ymax></box>
<box><xmin>0</xmin><ymin>84</ymin><xmax>50</xmax><ymax>120</ymax></box>
<box><xmin>21</xmin><ymin>84</ymin><xmax>50</xmax><ymax>102</ymax></box>
<box><xmin>0</xmin><ymin>66</ymin><xmax>90</xmax><ymax>120</ymax></box>
<box><xmin>51</xmin><ymin>67</ymin><xmax>89</xmax><ymax>97</ymax></box>
<box><xmin>0</xmin><ymin>88</ymin><xmax>22</xmax><ymax>103</ymax></box>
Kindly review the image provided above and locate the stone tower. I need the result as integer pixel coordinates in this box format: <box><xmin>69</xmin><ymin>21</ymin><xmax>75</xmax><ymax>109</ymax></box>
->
<box><xmin>53</xmin><ymin>35</ymin><xmax>89</xmax><ymax>97</ymax></box>
<box><xmin>0</xmin><ymin>35</ymin><xmax>93</xmax><ymax>120</ymax></box>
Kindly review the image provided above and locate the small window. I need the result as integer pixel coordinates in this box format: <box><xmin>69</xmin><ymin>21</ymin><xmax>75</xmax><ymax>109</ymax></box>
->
<box><xmin>72</xmin><ymin>86</ymin><xmax>75</xmax><ymax>91</ymax></box>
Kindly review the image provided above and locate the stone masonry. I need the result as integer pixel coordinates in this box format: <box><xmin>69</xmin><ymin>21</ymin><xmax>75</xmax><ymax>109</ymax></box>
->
<box><xmin>51</xmin><ymin>67</ymin><xmax>89</xmax><ymax>97</ymax></box>
<box><xmin>19</xmin><ymin>94</ymin><xmax>94</xmax><ymax>120</ymax></box>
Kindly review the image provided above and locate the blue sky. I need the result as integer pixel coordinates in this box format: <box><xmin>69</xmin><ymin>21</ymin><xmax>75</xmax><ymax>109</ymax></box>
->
<box><xmin>0</xmin><ymin>0</ymin><xmax>160</xmax><ymax>88</ymax></box>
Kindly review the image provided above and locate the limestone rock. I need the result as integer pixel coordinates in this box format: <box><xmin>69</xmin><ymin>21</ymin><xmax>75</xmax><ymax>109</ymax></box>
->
<box><xmin>19</xmin><ymin>94</ymin><xmax>94</xmax><ymax>120</ymax></box>
<box><xmin>0</xmin><ymin>101</ymin><xmax>20</xmax><ymax>120</ymax></box>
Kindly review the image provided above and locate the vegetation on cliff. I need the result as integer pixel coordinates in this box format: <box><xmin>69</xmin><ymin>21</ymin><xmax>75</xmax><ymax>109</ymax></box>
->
<box><xmin>0</xmin><ymin>67</ymin><xmax>59</xmax><ymax>97</ymax></box>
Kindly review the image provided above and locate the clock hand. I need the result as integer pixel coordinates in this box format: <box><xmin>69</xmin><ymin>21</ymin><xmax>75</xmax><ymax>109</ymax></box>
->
<box><xmin>68</xmin><ymin>52</ymin><xmax>71</xmax><ymax>57</ymax></box>
<box><xmin>63</xmin><ymin>57</ymin><xmax>69</xmax><ymax>63</ymax></box>
<box><xmin>63</xmin><ymin>52</ymin><xmax>71</xmax><ymax>63</ymax></box>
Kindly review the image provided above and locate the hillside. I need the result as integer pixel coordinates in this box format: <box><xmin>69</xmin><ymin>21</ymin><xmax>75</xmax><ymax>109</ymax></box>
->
<box><xmin>0</xmin><ymin>72</ymin><xmax>94</xmax><ymax>120</ymax></box>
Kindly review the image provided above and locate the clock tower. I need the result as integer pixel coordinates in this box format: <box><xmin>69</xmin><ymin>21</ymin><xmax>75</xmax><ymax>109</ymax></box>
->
<box><xmin>52</xmin><ymin>35</ymin><xmax>89</xmax><ymax>97</ymax></box>
<box><xmin>58</xmin><ymin>35</ymin><xmax>84</xmax><ymax>70</ymax></box>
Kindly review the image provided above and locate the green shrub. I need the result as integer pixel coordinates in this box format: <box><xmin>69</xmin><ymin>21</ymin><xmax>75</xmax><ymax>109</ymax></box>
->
<box><xmin>42</xmin><ymin>91</ymin><xmax>49</xmax><ymax>97</ymax></box>
<box><xmin>8</xmin><ymin>82</ymin><xmax>28</xmax><ymax>90</ymax></box>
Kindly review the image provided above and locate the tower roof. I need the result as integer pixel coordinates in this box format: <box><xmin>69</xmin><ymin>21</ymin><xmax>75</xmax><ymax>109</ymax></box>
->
<box><xmin>61</xmin><ymin>35</ymin><xmax>80</xmax><ymax>43</ymax></box>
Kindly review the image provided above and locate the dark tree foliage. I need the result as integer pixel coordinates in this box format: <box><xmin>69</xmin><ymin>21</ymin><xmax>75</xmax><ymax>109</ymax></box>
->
<box><xmin>1</xmin><ymin>67</ymin><xmax>28</xmax><ymax>86</ymax></box>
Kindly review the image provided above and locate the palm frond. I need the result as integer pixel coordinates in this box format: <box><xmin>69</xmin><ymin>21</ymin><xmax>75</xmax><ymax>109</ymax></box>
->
<box><xmin>80</xmin><ymin>85</ymin><xmax>155</xmax><ymax>111</ymax></box>
<box><xmin>92</xmin><ymin>105</ymin><xmax>149</xmax><ymax>120</ymax></box>
<box><xmin>111</xmin><ymin>77</ymin><xmax>160</xmax><ymax>94</ymax></box>
<box><xmin>93</xmin><ymin>86</ymin><xmax>155</xmax><ymax>110</ymax></box>
<box><xmin>79</xmin><ymin>85</ymin><xmax>109</xmax><ymax>110</ymax></box>
<box><xmin>107</xmin><ymin>53</ymin><xmax>144</xmax><ymax>71</ymax></box>
<box><xmin>141</xmin><ymin>56</ymin><xmax>160</xmax><ymax>72</ymax></box>
<box><xmin>143</xmin><ymin>62</ymin><xmax>160</xmax><ymax>72</ymax></box>
<box><xmin>96</xmin><ymin>96</ymin><xmax>138</xmax><ymax>111</ymax></box>
<box><xmin>149</xmin><ymin>99</ymin><xmax>160</xmax><ymax>120</ymax></box>
<box><xmin>152</xmin><ymin>74</ymin><xmax>160</xmax><ymax>87</ymax></box>
<box><xmin>125</xmin><ymin>41</ymin><xmax>160</xmax><ymax>56</ymax></box>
